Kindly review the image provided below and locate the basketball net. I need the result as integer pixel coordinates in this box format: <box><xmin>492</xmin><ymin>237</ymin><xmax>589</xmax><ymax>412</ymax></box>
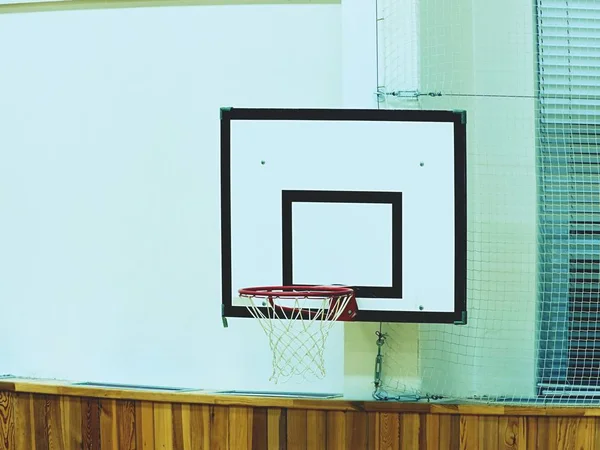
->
<box><xmin>239</xmin><ymin>286</ymin><xmax>357</xmax><ymax>383</ymax></box>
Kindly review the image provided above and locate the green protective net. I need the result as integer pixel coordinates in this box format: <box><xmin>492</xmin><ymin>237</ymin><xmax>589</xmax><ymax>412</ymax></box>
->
<box><xmin>375</xmin><ymin>0</ymin><xmax>600</xmax><ymax>405</ymax></box>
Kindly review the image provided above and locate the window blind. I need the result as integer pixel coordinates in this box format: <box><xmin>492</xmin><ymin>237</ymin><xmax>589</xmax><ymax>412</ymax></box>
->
<box><xmin>537</xmin><ymin>0</ymin><xmax>600</xmax><ymax>397</ymax></box>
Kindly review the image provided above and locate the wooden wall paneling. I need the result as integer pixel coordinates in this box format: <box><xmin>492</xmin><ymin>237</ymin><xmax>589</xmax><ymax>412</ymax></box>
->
<box><xmin>191</xmin><ymin>404</ymin><xmax>211</xmax><ymax>449</ymax></box>
<box><xmin>32</xmin><ymin>395</ymin><xmax>49</xmax><ymax>449</ymax></box>
<box><xmin>546</xmin><ymin>417</ymin><xmax>559</xmax><ymax>450</ymax></box>
<box><xmin>347</xmin><ymin>411</ymin><xmax>369</xmax><ymax>449</ymax></box>
<box><xmin>478</xmin><ymin>415</ymin><xmax>499</xmax><ymax>450</ymax></box>
<box><xmin>267</xmin><ymin>407</ymin><xmax>287</xmax><ymax>450</ymax></box>
<box><xmin>211</xmin><ymin>405</ymin><xmax>229</xmax><ymax>450</ymax></box>
<box><xmin>574</xmin><ymin>417</ymin><xmax>596</xmax><ymax>450</ymax></box>
<box><xmin>524</xmin><ymin>417</ymin><xmax>537</xmax><ymax>450</ymax></box>
<box><xmin>379</xmin><ymin>413</ymin><xmax>400</xmax><ymax>449</ymax></box>
<box><xmin>9</xmin><ymin>388</ymin><xmax>600</xmax><ymax>450</ymax></box>
<box><xmin>99</xmin><ymin>398</ymin><xmax>118</xmax><ymax>449</ymax></box>
<box><xmin>61</xmin><ymin>395</ymin><xmax>83</xmax><ymax>449</ymax></box>
<box><xmin>438</xmin><ymin>413</ymin><xmax>459</xmax><ymax>450</ymax></box>
<box><xmin>367</xmin><ymin>412</ymin><xmax>379</xmax><ymax>450</ymax></box>
<box><xmin>594</xmin><ymin>417</ymin><xmax>600</xmax><ymax>450</ymax></box>
<box><xmin>306</xmin><ymin>410</ymin><xmax>326</xmax><ymax>449</ymax></box>
<box><xmin>535</xmin><ymin>417</ymin><xmax>550</xmax><ymax>450</ymax></box>
<box><xmin>116</xmin><ymin>400</ymin><xmax>136</xmax><ymax>450</ymax></box>
<box><xmin>82</xmin><ymin>397</ymin><xmax>101</xmax><ymax>450</ymax></box>
<box><xmin>326</xmin><ymin>411</ymin><xmax>345</xmax><ymax>449</ymax></box>
<box><xmin>460</xmin><ymin>415</ymin><xmax>479</xmax><ymax>450</ymax></box>
<box><xmin>399</xmin><ymin>413</ymin><xmax>420</xmax><ymax>450</ymax></box>
<box><xmin>251</xmin><ymin>407</ymin><xmax>268</xmax><ymax>450</ymax></box>
<box><xmin>153</xmin><ymin>402</ymin><xmax>174</xmax><ymax>450</ymax></box>
<box><xmin>422</xmin><ymin>413</ymin><xmax>440</xmax><ymax>450</ymax></box>
<box><xmin>135</xmin><ymin>401</ymin><xmax>155</xmax><ymax>450</ymax></box>
<box><xmin>13</xmin><ymin>394</ymin><xmax>33</xmax><ymax>450</ymax></box>
<box><xmin>228</xmin><ymin>406</ymin><xmax>251</xmax><ymax>450</ymax></box>
<box><xmin>0</xmin><ymin>392</ymin><xmax>14</xmax><ymax>450</ymax></box>
<box><xmin>172</xmin><ymin>403</ymin><xmax>191</xmax><ymax>449</ymax></box>
<box><xmin>497</xmin><ymin>416</ymin><xmax>525</xmax><ymax>450</ymax></box>
<box><xmin>45</xmin><ymin>394</ymin><xmax>66</xmax><ymax>449</ymax></box>
<box><xmin>286</xmin><ymin>408</ymin><xmax>308</xmax><ymax>450</ymax></box>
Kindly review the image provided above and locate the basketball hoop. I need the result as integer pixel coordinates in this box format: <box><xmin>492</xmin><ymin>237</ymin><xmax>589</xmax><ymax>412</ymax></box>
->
<box><xmin>238</xmin><ymin>285</ymin><xmax>358</xmax><ymax>383</ymax></box>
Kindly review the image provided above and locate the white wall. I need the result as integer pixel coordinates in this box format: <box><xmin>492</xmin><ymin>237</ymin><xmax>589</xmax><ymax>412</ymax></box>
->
<box><xmin>0</xmin><ymin>4</ymin><xmax>343</xmax><ymax>392</ymax></box>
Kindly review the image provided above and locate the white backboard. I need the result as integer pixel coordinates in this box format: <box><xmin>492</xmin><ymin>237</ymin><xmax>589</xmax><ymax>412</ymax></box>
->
<box><xmin>221</xmin><ymin>108</ymin><xmax>466</xmax><ymax>323</ymax></box>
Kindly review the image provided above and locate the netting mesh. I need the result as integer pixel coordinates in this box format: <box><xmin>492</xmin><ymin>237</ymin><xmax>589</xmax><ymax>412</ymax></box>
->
<box><xmin>241</xmin><ymin>290</ymin><xmax>353</xmax><ymax>383</ymax></box>
<box><xmin>375</xmin><ymin>0</ymin><xmax>600</xmax><ymax>404</ymax></box>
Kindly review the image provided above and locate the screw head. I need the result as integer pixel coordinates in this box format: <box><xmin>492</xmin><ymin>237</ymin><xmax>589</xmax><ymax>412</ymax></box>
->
<box><xmin>260</xmin><ymin>160</ymin><xmax>266</xmax><ymax>165</ymax></box>
<box><xmin>419</xmin><ymin>162</ymin><xmax>425</xmax><ymax>167</ymax></box>
<box><xmin>419</xmin><ymin>305</ymin><xmax>424</xmax><ymax>311</ymax></box>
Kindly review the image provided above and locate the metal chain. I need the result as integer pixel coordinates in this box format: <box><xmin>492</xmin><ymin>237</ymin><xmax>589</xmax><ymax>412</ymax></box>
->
<box><xmin>371</xmin><ymin>324</ymin><xmax>423</xmax><ymax>402</ymax></box>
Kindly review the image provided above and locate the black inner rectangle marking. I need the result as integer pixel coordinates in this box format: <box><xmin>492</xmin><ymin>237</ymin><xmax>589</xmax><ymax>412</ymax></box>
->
<box><xmin>281</xmin><ymin>190</ymin><xmax>403</xmax><ymax>299</ymax></box>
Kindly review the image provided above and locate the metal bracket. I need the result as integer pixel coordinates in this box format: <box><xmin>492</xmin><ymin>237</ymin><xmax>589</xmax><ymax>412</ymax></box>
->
<box><xmin>222</xmin><ymin>304</ymin><xmax>229</xmax><ymax>328</ymax></box>
<box><xmin>454</xmin><ymin>310</ymin><xmax>467</xmax><ymax>325</ymax></box>
<box><xmin>452</xmin><ymin>109</ymin><xmax>467</xmax><ymax>124</ymax></box>
<box><xmin>220</xmin><ymin>106</ymin><xmax>233</xmax><ymax>119</ymax></box>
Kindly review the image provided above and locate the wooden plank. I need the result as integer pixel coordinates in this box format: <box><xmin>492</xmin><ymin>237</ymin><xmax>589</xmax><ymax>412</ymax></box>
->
<box><xmin>498</xmin><ymin>416</ymin><xmax>517</xmax><ymax>450</ymax></box>
<box><xmin>33</xmin><ymin>395</ymin><xmax>49</xmax><ymax>449</ymax></box>
<box><xmin>172</xmin><ymin>403</ymin><xmax>191</xmax><ymax>450</ymax></box>
<box><xmin>306</xmin><ymin>410</ymin><xmax>326</xmax><ymax>449</ymax></box>
<box><xmin>267</xmin><ymin>408</ymin><xmax>287</xmax><ymax>450</ymax></box>
<box><xmin>459</xmin><ymin>415</ymin><xmax>479</xmax><ymax>450</ymax></box>
<box><xmin>61</xmin><ymin>395</ymin><xmax>83</xmax><ymax>449</ymax></box>
<box><xmin>82</xmin><ymin>397</ymin><xmax>101</xmax><ymax>450</ymax></box>
<box><xmin>451</xmin><ymin>415</ymin><xmax>461</xmax><ymax>450</ymax></box>
<box><xmin>554</xmin><ymin>417</ymin><xmax>581</xmax><ymax>450</ymax></box>
<box><xmin>286</xmin><ymin>409</ymin><xmax>307</xmax><ymax>450</ymax></box>
<box><xmin>399</xmin><ymin>413</ymin><xmax>420</xmax><ymax>450</ymax></box>
<box><xmin>153</xmin><ymin>401</ymin><xmax>174</xmax><ymax>450</ymax></box>
<box><xmin>16</xmin><ymin>379</ymin><xmax>600</xmax><ymax>416</ymax></box>
<box><xmin>536</xmin><ymin>417</ymin><xmax>550</xmax><ymax>450</ymax></box>
<box><xmin>367</xmin><ymin>412</ymin><xmax>379</xmax><ymax>450</ymax></box>
<box><xmin>326</xmin><ymin>411</ymin><xmax>345</xmax><ymax>449</ymax></box>
<box><xmin>1</xmin><ymin>381</ymin><xmax>362</xmax><ymax>412</ymax></box>
<box><xmin>422</xmin><ymin>413</ymin><xmax>439</xmax><ymax>450</ymax></box>
<box><xmin>251</xmin><ymin>407</ymin><xmax>268</xmax><ymax>450</ymax></box>
<box><xmin>190</xmin><ymin>404</ymin><xmax>211</xmax><ymax>449</ymax></box>
<box><xmin>439</xmin><ymin>414</ymin><xmax>460</xmax><ymax>450</ymax></box>
<box><xmin>524</xmin><ymin>417</ymin><xmax>537</xmax><ymax>450</ymax></box>
<box><xmin>379</xmin><ymin>413</ymin><xmax>400</xmax><ymax>450</ymax></box>
<box><xmin>574</xmin><ymin>417</ymin><xmax>595</xmax><ymax>450</ymax></box>
<box><xmin>117</xmin><ymin>400</ymin><xmax>136</xmax><ymax>450</ymax></box>
<box><xmin>0</xmin><ymin>391</ymin><xmax>15</xmax><ymax>450</ymax></box>
<box><xmin>99</xmin><ymin>398</ymin><xmax>118</xmax><ymax>450</ymax></box>
<box><xmin>229</xmin><ymin>406</ymin><xmax>251</xmax><ymax>450</ymax></box>
<box><xmin>477</xmin><ymin>415</ymin><xmax>498</xmax><ymax>450</ymax></box>
<box><xmin>211</xmin><ymin>405</ymin><xmax>229</xmax><ymax>450</ymax></box>
<box><xmin>45</xmin><ymin>395</ymin><xmax>66</xmax><ymax>450</ymax></box>
<box><xmin>15</xmin><ymin>380</ymin><xmax>600</xmax><ymax>416</ymax></box>
<box><xmin>349</xmin><ymin>411</ymin><xmax>369</xmax><ymax>449</ymax></box>
<box><xmin>135</xmin><ymin>401</ymin><xmax>155</xmax><ymax>450</ymax></box>
<box><xmin>14</xmin><ymin>394</ymin><xmax>34</xmax><ymax>450</ymax></box>
<box><xmin>545</xmin><ymin>417</ymin><xmax>558</xmax><ymax>450</ymax></box>
<box><xmin>594</xmin><ymin>417</ymin><xmax>600</xmax><ymax>450</ymax></box>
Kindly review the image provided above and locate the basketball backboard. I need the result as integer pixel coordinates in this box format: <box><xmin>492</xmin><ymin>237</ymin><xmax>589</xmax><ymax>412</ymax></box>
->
<box><xmin>220</xmin><ymin>108</ymin><xmax>467</xmax><ymax>324</ymax></box>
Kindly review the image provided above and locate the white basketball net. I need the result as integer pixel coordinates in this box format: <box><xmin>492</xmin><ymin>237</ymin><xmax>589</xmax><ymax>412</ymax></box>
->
<box><xmin>241</xmin><ymin>292</ymin><xmax>353</xmax><ymax>383</ymax></box>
